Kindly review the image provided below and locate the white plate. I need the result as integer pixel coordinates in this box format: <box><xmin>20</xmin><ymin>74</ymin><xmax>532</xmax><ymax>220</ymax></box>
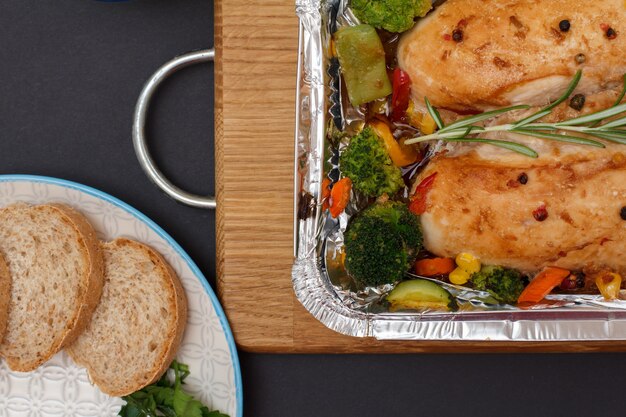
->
<box><xmin>0</xmin><ymin>175</ymin><xmax>242</xmax><ymax>417</ymax></box>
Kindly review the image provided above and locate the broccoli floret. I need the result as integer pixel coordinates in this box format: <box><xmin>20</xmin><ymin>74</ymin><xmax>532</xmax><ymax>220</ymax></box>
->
<box><xmin>339</xmin><ymin>127</ymin><xmax>404</xmax><ymax>197</ymax></box>
<box><xmin>471</xmin><ymin>266</ymin><xmax>526</xmax><ymax>304</ymax></box>
<box><xmin>344</xmin><ymin>201</ymin><xmax>422</xmax><ymax>287</ymax></box>
<box><xmin>350</xmin><ymin>0</ymin><xmax>432</xmax><ymax>33</ymax></box>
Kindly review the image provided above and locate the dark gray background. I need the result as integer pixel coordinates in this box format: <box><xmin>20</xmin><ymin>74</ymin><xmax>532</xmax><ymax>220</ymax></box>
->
<box><xmin>1</xmin><ymin>1</ymin><xmax>624</xmax><ymax>416</ymax></box>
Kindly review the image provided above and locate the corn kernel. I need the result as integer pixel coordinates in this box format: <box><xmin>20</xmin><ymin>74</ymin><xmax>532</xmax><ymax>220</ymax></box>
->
<box><xmin>455</xmin><ymin>252</ymin><xmax>481</xmax><ymax>274</ymax></box>
<box><xmin>449</xmin><ymin>267</ymin><xmax>470</xmax><ymax>285</ymax></box>
<box><xmin>420</xmin><ymin>113</ymin><xmax>437</xmax><ymax>135</ymax></box>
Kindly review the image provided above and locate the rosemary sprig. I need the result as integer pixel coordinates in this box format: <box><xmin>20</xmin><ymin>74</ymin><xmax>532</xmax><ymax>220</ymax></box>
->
<box><xmin>405</xmin><ymin>71</ymin><xmax>626</xmax><ymax>157</ymax></box>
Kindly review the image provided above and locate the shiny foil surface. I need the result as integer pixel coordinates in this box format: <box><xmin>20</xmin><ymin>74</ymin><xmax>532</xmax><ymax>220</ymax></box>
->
<box><xmin>292</xmin><ymin>0</ymin><xmax>626</xmax><ymax>341</ymax></box>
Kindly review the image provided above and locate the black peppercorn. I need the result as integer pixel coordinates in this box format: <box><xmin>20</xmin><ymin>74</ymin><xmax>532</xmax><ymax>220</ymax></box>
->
<box><xmin>518</xmin><ymin>173</ymin><xmax>528</xmax><ymax>185</ymax></box>
<box><xmin>452</xmin><ymin>29</ymin><xmax>463</xmax><ymax>42</ymax></box>
<box><xmin>575</xmin><ymin>53</ymin><xmax>586</xmax><ymax>64</ymax></box>
<box><xmin>559</xmin><ymin>20</ymin><xmax>571</xmax><ymax>32</ymax></box>
<box><xmin>620</xmin><ymin>206</ymin><xmax>626</xmax><ymax>220</ymax></box>
<box><xmin>569</xmin><ymin>94</ymin><xmax>586</xmax><ymax>111</ymax></box>
<box><xmin>607</xmin><ymin>27</ymin><xmax>617</xmax><ymax>39</ymax></box>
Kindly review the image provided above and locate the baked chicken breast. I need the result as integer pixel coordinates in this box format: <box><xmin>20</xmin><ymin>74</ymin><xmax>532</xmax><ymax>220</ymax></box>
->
<box><xmin>397</xmin><ymin>0</ymin><xmax>626</xmax><ymax>112</ymax></box>
<box><xmin>402</xmin><ymin>0</ymin><xmax>626</xmax><ymax>275</ymax></box>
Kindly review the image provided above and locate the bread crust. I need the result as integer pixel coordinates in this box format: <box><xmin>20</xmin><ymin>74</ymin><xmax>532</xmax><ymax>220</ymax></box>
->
<box><xmin>68</xmin><ymin>238</ymin><xmax>187</xmax><ymax>396</ymax></box>
<box><xmin>47</xmin><ymin>204</ymin><xmax>105</xmax><ymax>351</ymax></box>
<box><xmin>0</xmin><ymin>203</ymin><xmax>104</xmax><ymax>372</ymax></box>
<box><xmin>0</xmin><ymin>252</ymin><xmax>11</xmax><ymax>346</ymax></box>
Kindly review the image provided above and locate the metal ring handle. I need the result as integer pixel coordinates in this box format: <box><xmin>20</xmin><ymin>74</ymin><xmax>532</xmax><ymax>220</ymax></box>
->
<box><xmin>133</xmin><ymin>49</ymin><xmax>216</xmax><ymax>209</ymax></box>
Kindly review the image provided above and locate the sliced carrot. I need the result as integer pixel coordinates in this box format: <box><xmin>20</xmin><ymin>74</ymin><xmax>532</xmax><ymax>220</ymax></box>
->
<box><xmin>517</xmin><ymin>267</ymin><xmax>570</xmax><ymax>304</ymax></box>
<box><xmin>329</xmin><ymin>177</ymin><xmax>352</xmax><ymax>218</ymax></box>
<box><xmin>321</xmin><ymin>178</ymin><xmax>331</xmax><ymax>212</ymax></box>
<box><xmin>414</xmin><ymin>257</ymin><xmax>456</xmax><ymax>277</ymax></box>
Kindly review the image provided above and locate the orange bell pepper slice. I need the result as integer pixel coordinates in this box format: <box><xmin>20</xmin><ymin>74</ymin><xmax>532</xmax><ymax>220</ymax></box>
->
<box><xmin>369</xmin><ymin>119</ymin><xmax>418</xmax><ymax>167</ymax></box>
<box><xmin>517</xmin><ymin>267</ymin><xmax>570</xmax><ymax>304</ymax></box>
<box><xmin>329</xmin><ymin>177</ymin><xmax>352</xmax><ymax>218</ymax></box>
<box><xmin>414</xmin><ymin>258</ymin><xmax>456</xmax><ymax>277</ymax></box>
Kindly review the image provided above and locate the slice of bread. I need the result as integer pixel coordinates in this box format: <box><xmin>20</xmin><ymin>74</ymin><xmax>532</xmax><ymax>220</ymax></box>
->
<box><xmin>68</xmin><ymin>238</ymin><xmax>187</xmax><ymax>396</ymax></box>
<box><xmin>0</xmin><ymin>253</ymin><xmax>11</xmax><ymax>345</ymax></box>
<box><xmin>0</xmin><ymin>203</ymin><xmax>104</xmax><ymax>372</ymax></box>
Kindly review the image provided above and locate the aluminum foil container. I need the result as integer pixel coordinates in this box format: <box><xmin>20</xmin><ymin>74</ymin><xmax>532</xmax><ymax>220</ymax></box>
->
<box><xmin>292</xmin><ymin>0</ymin><xmax>626</xmax><ymax>341</ymax></box>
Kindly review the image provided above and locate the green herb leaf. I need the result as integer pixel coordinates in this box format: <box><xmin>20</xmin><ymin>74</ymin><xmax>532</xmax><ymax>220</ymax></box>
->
<box><xmin>557</xmin><ymin>102</ymin><xmax>626</xmax><ymax>126</ymax></box>
<box><xmin>584</xmin><ymin>132</ymin><xmax>626</xmax><ymax>144</ymax></box>
<box><xmin>441</xmin><ymin>105</ymin><xmax>529</xmax><ymax>132</ymax></box>
<box><xmin>424</xmin><ymin>97</ymin><xmax>444</xmax><ymax>129</ymax></box>
<box><xmin>513</xmin><ymin>109</ymin><xmax>552</xmax><ymax>127</ymax></box>
<box><xmin>512</xmin><ymin>129</ymin><xmax>605</xmax><ymax>147</ymax></box>
<box><xmin>447</xmin><ymin>137</ymin><xmax>538</xmax><ymax>158</ymax></box>
<box><xmin>598</xmin><ymin>117</ymin><xmax>626</xmax><ymax>129</ymax></box>
<box><xmin>515</xmin><ymin>70</ymin><xmax>582</xmax><ymax>126</ymax></box>
<box><xmin>613</xmin><ymin>74</ymin><xmax>626</xmax><ymax>108</ymax></box>
<box><xmin>120</xmin><ymin>361</ymin><xmax>230</xmax><ymax>417</ymax></box>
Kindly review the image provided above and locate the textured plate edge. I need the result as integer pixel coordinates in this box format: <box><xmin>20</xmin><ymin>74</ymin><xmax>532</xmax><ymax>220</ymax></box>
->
<box><xmin>0</xmin><ymin>174</ymin><xmax>244</xmax><ymax>417</ymax></box>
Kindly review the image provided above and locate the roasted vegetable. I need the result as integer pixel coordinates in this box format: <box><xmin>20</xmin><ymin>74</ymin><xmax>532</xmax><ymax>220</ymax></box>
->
<box><xmin>517</xmin><ymin>267</ymin><xmax>569</xmax><ymax>304</ymax></box>
<box><xmin>414</xmin><ymin>257</ymin><xmax>455</xmax><ymax>277</ymax></box>
<box><xmin>340</xmin><ymin>126</ymin><xmax>404</xmax><ymax>197</ymax></box>
<box><xmin>369</xmin><ymin>120</ymin><xmax>419</xmax><ymax>167</ymax></box>
<box><xmin>344</xmin><ymin>202</ymin><xmax>422</xmax><ymax>287</ymax></box>
<box><xmin>350</xmin><ymin>0</ymin><xmax>432</xmax><ymax>33</ymax></box>
<box><xmin>329</xmin><ymin>177</ymin><xmax>352</xmax><ymax>218</ymax></box>
<box><xmin>593</xmin><ymin>270</ymin><xmax>622</xmax><ymax>301</ymax></box>
<box><xmin>334</xmin><ymin>24</ymin><xmax>392</xmax><ymax>106</ymax></box>
<box><xmin>449</xmin><ymin>267</ymin><xmax>470</xmax><ymax>285</ymax></box>
<box><xmin>471</xmin><ymin>265</ymin><xmax>526</xmax><ymax>304</ymax></box>
<box><xmin>455</xmin><ymin>252</ymin><xmax>481</xmax><ymax>274</ymax></box>
<box><xmin>390</xmin><ymin>68</ymin><xmax>412</xmax><ymax>122</ymax></box>
<box><xmin>387</xmin><ymin>279</ymin><xmax>458</xmax><ymax>312</ymax></box>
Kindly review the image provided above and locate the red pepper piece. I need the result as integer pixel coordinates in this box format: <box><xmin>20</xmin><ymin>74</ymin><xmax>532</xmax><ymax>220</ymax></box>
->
<box><xmin>409</xmin><ymin>172</ymin><xmax>437</xmax><ymax>215</ymax></box>
<box><xmin>390</xmin><ymin>68</ymin><xmax>412</xmax><ymax>123</ymax></box>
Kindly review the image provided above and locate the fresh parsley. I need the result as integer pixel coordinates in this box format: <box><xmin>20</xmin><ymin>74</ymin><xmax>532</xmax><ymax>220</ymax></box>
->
<box><xmin>118</xmin><ymin>360</ymin><xmax>230</xmax><ymax>417</ymax></box>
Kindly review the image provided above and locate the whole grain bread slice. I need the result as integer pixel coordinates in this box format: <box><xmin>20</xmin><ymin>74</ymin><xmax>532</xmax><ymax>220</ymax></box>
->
<box><xmin>0</xmin><ymin>253</ymin><xmax>11</xmax><ymax>346</ymax></box>
<box><xmin>68</xmin><ymin>238</ymin><xmax>187</xmax><ymax>396</ymax></box>
<box><xmin>0</xmin><ymin>203</ymin><xmax>104</xmax><ymax>372</ymax></box>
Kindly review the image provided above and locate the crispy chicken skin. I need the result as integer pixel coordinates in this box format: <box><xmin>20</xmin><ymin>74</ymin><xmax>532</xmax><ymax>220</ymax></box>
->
<box><xmin>397</xmin><ymin>0</ymin><xmax>626</xmax><ymax>112</ymax></box>
<box><xmin>416</xmin><ymin>145</ymin><xmax>626</xmax><ymax>275</ymax></box>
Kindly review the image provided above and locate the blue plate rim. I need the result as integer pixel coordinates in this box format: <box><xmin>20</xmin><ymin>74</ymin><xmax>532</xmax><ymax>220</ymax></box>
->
<box><xmin>0</xmin><ymin>174</ymin><xmax>243</xmax><ymax>417</ymax></box>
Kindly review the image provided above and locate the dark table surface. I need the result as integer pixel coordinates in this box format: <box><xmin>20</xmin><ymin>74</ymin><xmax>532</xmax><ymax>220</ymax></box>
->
<box><xmin>2</xmin><ymin>1</ymin><xmax>625</xmax><ymax>416</ymax></box>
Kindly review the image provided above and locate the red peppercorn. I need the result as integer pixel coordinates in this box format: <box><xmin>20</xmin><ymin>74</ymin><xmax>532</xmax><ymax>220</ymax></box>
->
<box><xmin>533</xmin><ymin>204</ymin><xmax>548</xmax><ymax>221</ymax></box>
<box><xmin>443</xmin><ymin>34</ymin><xmax>452</xmax><ymax>41</ymax></box>
<box><xmin>560</xmin><ymin>276</ymin><xmax>578</xmax><ymax>290</ymax></box>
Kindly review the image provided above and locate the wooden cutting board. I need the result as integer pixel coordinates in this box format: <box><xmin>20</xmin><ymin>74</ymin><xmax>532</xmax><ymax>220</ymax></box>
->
<box><xmin>214</xmin><ymin>0</ymin><xmax>626</xmax><ymax>353</ymax></box>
